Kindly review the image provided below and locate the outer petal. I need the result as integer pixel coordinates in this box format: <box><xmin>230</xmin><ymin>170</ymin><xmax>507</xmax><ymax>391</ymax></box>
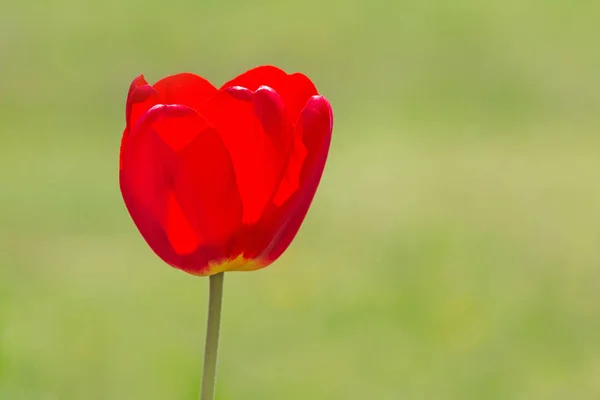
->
<box><xmin>199</xmin><ymin>85</ymin><xmax>293</xmax><ymax>225</ymax></box>
<box><xmin>120</xmin><ymin>104</ymin><xmax>243</xmax><ymax>273</ymax></box>
<box><xmin>220</xmin><ymin>65</ymin><xmax>318</xmax><ymax>122</ymax></box>
<box><xmin>261</xmin><ymin>95</ymin><xmax>333</xmax><ymax>262</ymax></box>
<box><xmin>229</xmin><ymin>95</ymin><xmax>333</xmax><ymax>265</ymax></box>
<box><xmin>171</xmin><ymin>116</ymin><xmax>243</xmax><ymax>246</ymax></box>
<box><xmin>120</xmin><ymin>105</ymin><xmax>180</xmax><ymax>266</ymax></box>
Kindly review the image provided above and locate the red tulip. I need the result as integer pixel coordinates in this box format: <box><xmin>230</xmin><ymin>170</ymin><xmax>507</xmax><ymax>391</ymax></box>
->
<box><xmin>119</xmin><ymin>66</ymin><xmax>333</xmax><ymax>276</ymax></box>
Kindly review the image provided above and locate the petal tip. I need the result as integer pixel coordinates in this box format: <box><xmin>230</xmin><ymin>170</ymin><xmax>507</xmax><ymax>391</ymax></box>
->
<box><xmin>256</xmin><ymin>85</ymin><xmax>276</xmax><ymax>93</ymax></box>
<box><xmin>254</xmin><ymin>85</ymin><xmax>284</xmax><ymax>110</ymax></box>
<box><xmin>225</xmin><ymin>85</ymin><xmax>254</xmax><ymax>101</ymax></box>
<box><xmin>131</xmin><ymin>74</ymin><xmax>148</xmax><ymax>87</ymax></box>
<box><xmin>302</xmin><ymin>95</ymin><xmax>333</xmax><ymax>130</ymax></box>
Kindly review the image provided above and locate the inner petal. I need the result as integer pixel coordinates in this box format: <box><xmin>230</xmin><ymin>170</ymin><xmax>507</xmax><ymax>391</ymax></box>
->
<box><xmin>200</xmin><ymin>86</ymin><xmax>292</xmax><ymax>225</ymax></box>
<box><xmin>151</xmin><ymin>104</ymin><xmax>208</xmax><ymax>152</ymax></box>
<box><xmin>153</xmin><ymin>73</ymin><xmax>217</xmax><ymax>112</ymax></box>
<box><xmin>220</xmin><ymin>66</ymin><xmax>318</xmax><ymax>122</ymax></box>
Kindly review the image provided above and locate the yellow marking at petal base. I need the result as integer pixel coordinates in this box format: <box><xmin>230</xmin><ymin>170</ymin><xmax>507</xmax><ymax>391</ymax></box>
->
<box><xmin>194</xmin><ymin>254</ymin><xmax>267</xmax><ymax>276</ymax></box>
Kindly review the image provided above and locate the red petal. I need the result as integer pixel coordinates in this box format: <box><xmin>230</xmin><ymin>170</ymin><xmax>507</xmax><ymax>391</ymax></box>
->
<box><xmin>125</xmin><ymin>76</ymin><xmax>158</xmax><ymax>127</ymax></box>
<box><xmin>153</xmin><ymin>73</ymin><xmax>217</xmax><ymax>112</ymax></box>
<box><xmin>260</xmin><ymin>95</ymin><xmax>333</xmax><ymax>263</ymax></box>
<box><xmin>125</xmin><ymin>75</ymin><xmax>158</xmax><ymax>134</ymax></box>
<box><xmin>200</xmin><ymin>85</ymin><xmax>293</xmax><ymax>225</ymax></box>
<box><xmin>121</xmin><ymin>175</ymin><xmax>230</xmax><ymax>274</ymax></box>
<box><xmin>166</xmin><ymin>192</ymin><xmax>202</xmax><ymax>255</ymax></box>
<box><xmin>220</xmin><ymin>66</ymin><xmax>318</xmax><ymax>122</ymax></box>
<box><xmin>120</xmin><ymin>104</ymin><xmax>242</xmax><ymax>264</ymax></box>
<box><xmin>120</xmin><ymin>179</ymin><xmax>180</xmax><ymax>267</ymax></box>
<box><xmin>123</xmin><ymin>73</ymin><xmax>217</xmax><ymax>143</ymax></box>
<box><xmin>121</xmin><ymin>105</ymin><xmax>179</xmax><ymax>231</ymax></box>
<box><xmin>272</xmin><ymin>120</ymin><xmax>308</xmax><ymax>207</ymax></box>
<box><xmin>285</xmin><ymin>73</ymin><xmax>321</xmax><ymax>124</ymax></box>
<box><xmin>121</xmin><ymin>75</ymin><xmax>159</xmax><ymax>170</ymax></box>
<box><xmin>221</xmin><ymin>66</ymin><xmax>287</xmax><ymax>91</ymax></box>
<box><xmin>172</xmin><ymin>117</ymin><xmax>243</xmax><ymax>246</ymax></box>
<box><xmin>121</xmin><ymin>72</ymin><xmax>218</xmax><ymax>170</ymax></box>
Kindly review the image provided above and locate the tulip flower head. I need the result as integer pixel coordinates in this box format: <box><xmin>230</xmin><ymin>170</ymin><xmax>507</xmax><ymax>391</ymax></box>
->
<box><xmin>119</xmin><ymin>66</ymin><xmax>333</xmax><ymax>276</ymax></box>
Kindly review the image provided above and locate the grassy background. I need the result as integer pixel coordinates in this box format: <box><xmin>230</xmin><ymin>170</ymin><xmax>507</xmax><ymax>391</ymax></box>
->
<box><xmin>2</xmin><ymin>0</ymin><xmax>600</xmax><ymax>398</ymax></box>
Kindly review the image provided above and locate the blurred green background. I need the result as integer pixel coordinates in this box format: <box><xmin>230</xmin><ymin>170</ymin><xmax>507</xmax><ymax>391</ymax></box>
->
<box><xmin>2</xmin><ymin>0</ymin><xmax>600</xmax><ymax>398</ymax></box>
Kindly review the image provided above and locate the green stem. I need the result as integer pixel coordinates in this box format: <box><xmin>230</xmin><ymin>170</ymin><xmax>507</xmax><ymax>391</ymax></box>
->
<box><xmin>200</xmin><ymin>272</ymin><xmax>225</xmax><ymax>400</ymax></box>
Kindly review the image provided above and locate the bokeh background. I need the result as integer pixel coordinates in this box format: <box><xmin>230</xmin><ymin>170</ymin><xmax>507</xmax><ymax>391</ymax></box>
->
<box><xmin>2</xmin><ymin>0</ymin><xmax>600</xmax><ymax>399</ymax></box>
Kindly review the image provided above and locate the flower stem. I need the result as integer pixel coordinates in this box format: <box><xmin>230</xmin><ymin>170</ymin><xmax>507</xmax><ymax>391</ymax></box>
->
<box><xmin>200</xmin><ymin>272</ymin><xmax>225</xmax><ymax>400</ymax></box>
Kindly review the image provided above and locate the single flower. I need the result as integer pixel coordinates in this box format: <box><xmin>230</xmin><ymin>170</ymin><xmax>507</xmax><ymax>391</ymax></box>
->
<box><xmin>119</xmin><ymin>66</ymin><xmax>333</xmax><ymax>276</ymax></box>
